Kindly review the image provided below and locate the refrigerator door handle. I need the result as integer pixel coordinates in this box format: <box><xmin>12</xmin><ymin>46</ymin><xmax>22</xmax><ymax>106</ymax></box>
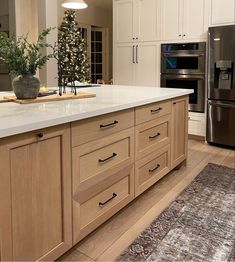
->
<box><xmin>208</xmin><ymin>101</ymin><xmax>235</xmax><ymax>109</ymax></box>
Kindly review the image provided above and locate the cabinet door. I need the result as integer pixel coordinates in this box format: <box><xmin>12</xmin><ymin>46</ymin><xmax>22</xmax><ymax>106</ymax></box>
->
<box><xmin>182</xmin><ymin>0</ymin><xmax>206</xmax><ymax>40</ymax></box>
<box><xmin>160</xmin><ymin>0</ymin><xmax>182</xmax><ymax>41</ymax></box>
<box><xmin>0</xmin><ymin>125</ymin><xmax>72</xmax><ymax>261</ymax></box>
<box><xmin>211</xmin><ymin>0</ymin><xmax>235</xmax><ymax>25</ymax></box>
<box><xmin>113</xmin><ymin>43</ymin><xmax>135</xmax><ymax>85</ymax></box>
<box><xmin>135</xmin><ymin>42</ymin><xmax>160</xmax><ymax>87</ymax></box>
<box><xmin>171</xmin><ymin>97</ymin><xmax>188</xmax><ymax>169</ymax></box>
<box><xmin>135</xmin><ymin>0</ymin><xmax>160</xmax><ymax>41</ymax></box>
<box><xmin>113</xmin><ymin>0</ymin><xmax>134</xmax><ymax>43</ymax></box>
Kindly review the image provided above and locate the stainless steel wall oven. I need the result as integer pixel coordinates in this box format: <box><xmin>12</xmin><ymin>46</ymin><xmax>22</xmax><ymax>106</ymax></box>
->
<box><xmin>161</xmin><ymin>42</ymin><xmax>206</xmax><ymax>113</ymax></box>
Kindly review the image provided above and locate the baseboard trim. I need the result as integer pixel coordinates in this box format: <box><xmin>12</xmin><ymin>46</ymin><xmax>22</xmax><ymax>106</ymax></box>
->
<box><xmin>188</xmin><ymin>134</ymin><xmax>205</xmax><ymax>141</ymax></box>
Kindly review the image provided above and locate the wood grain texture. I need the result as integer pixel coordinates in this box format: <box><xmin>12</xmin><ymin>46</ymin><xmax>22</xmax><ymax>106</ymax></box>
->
<box><xmin>171</xmin><ymin>96</ymin><xmax>189</xmax><ymax>169</ymax></box>
<box><xmin>135</xmin><ymin>100</ymin><xmax>172</xmax><ymax>125</ymax></box>
<box><xmin>135</xmin><ymin>115</ymin><xmax>171</xmax><ymax>160</ymax></box>
<box><xmin>59</xmin><ymin>139</ymin><xmax>234</xmax><ymax>262</ymax></box>
<box><xmin>72</xmin><ymin>109</ymin><xmax>135</xmax><ymax>147</ymax></box>
<box><xmin>0</xmin><ymin>125</ymin><xmax>72</xmax><ymax>261</ymax></box>
<box><xmin>3</xmin><ymin>91</ymin><xmax>96</xmax><ymax>104</ymax></box>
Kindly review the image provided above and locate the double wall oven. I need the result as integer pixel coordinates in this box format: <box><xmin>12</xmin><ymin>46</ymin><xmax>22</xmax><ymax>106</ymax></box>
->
<box><xmin>161</xmin><ymin>42</ymin><xmax>206</xmax><ymax>113</ymax></box>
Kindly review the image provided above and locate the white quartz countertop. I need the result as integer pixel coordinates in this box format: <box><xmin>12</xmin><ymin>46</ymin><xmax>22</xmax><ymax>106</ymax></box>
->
<box><xmin>0</xmin><ymin>85</ymin><xmax>193</xmax><ymax>138</ymax></box>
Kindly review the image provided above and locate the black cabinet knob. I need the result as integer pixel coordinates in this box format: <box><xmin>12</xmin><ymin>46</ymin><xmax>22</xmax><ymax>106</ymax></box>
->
<box><xmin>37</xmin><ymin>133</ymin><xmax>44</xmax><ymax>138</ymax></box>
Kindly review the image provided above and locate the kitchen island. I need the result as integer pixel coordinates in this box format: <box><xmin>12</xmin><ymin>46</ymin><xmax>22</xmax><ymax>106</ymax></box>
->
<box><xmin>0</xmin><ymin>85</ymin><xmax>193</xmax><ymax>261</ymax></box>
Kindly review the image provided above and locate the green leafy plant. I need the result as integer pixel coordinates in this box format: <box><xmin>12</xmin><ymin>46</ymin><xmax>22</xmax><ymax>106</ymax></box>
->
<box><xmin>0</xmin><ymin>28</ymin><xmax>54</xmax><ymax>76</ymax></box>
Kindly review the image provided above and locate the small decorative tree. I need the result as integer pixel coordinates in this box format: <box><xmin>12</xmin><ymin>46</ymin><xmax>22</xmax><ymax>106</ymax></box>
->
<box><xmin>57</xmin><ymin>10</ymin><xmax>91</xmax><ymax>86</ymax></box>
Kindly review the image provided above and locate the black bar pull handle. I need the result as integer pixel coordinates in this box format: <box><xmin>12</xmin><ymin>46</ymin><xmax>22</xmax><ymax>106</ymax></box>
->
<box><xmin>149</xmin><ymin>132</ymin><xmax>161</xmax><ymax>140</ymax></box>
<box><xmin>151</xmin><ymin>107</ymin><xmax>162</xmax><ymax>114</ymax></box>
<box><xmin>133</xmin><ymin>45</ymin><xmax>135</xmax><ymax>64</ymax></box>
<box><xmin>149</xmin><ymin>164</ymin><xmax>160</xmax><ymax>174</ymax></box>
<box><xmin>100</xmin><ymin>120</ymin><xmax>119</xmax><ymax>129</ymax></box>
<box><xmin>99</xmin><ymin>153</ymin><xmax>117</xmax><ymax>164</ymax></box>
<box><xmin>99</xmin><ymin>193</ymin><xmax>117</xmax><ymax>207</ymax></box>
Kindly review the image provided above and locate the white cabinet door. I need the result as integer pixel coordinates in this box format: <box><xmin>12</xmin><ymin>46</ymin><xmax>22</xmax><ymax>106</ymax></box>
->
<box><xmin>135</xmin><ymin>0</ymin><xmax>160</xmax><ymax>41</ymax></box>
<box><xmin>160</xmin><ymin>0</ymin><xmax>182</xmax><ymax>41</ymax></box>
<box><xmin>113</xmin><ymin>0</ymin><xmax>134</xmax><ymax>43</ymax></box>
<box><xmin>182</xmin><ymin>0</ymin><xmax>206</xmax><ymax>40</ymax></box>
<box><xmin>135</xmin><ymin>43</ymin><xmax>159</xmax><ymax>87</ymax></box>
<box><xmin>113</xmin><ymin>44</ymin><xmax>135</xmax><ymax>85</ymax></box>
<box><xmin>211</xmin><ymin>0</ymin><xmax>235</xmax><ymax>25</ymax></box>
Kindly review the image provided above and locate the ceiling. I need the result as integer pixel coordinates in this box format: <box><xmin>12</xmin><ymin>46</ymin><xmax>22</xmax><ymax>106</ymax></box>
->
<box><xmin>85</xmin><ymin>0</ymin><xmax>112</xmax><ymax>10</ymax></box>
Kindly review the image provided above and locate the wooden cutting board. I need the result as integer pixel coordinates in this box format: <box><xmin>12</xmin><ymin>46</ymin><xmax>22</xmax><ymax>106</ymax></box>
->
<box><xmin>3</xmin><ymin>91</ymin><xmax>96</xmax><ymax>104</ymax></box>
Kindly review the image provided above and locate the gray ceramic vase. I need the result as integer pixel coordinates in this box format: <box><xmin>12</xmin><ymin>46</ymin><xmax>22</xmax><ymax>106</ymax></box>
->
<box><xmin>12</xmin><ymin>75</ymin><xmax>40</xmax><ymax>99</ymax></box>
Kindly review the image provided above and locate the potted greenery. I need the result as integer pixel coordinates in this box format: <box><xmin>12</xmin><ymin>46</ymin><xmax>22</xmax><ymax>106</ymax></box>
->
<box><xmin>0</xmin><ymin>28</ymin><xmax>53</xmax><ymax>99</ymax></box>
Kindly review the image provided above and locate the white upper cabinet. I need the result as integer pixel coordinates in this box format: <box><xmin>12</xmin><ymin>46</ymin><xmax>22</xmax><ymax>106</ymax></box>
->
<box><xmin>160</xmin><ymin>0</ymin><xmax>182</xmax><ymax>41</ymax></box>
<box><xmin>113</xmin><ymin>0</ymin><xmax>160</xmax><ymax>43</ymax></box>
<box><xmin>160</xmin><ymin>0</ymin><xmax>207</xmax><ymax>41</ymax></box>
<box><xmin>182</xmin><ymin>0</ymin><xmax>206</xmax><ymax>40</ymax></box>
<box><xmin>113</xmin><ymin>0</ymin><xmax>134</xmax><ymax>43</ymax></box>
<box><xmin>211</xmin><ymin>0</ymin><xmax>235</xmax><ymax>25</ymax></box>
<box><xmin>135</xmin><ymin>0</ymin><xmax>160</xmax><ymax>41</ymax></box>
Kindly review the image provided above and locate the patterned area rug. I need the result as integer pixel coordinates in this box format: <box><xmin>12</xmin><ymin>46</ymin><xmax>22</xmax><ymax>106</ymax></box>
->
<box><xmin>117</xmin><ymin>163</ymin><xmax>235</xmax><ymax>262</ymax></box>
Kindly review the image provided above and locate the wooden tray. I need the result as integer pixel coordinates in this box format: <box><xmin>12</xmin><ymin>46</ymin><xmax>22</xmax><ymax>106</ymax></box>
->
<box><xmin>3</xmin><ymin>91</ymin><xmax>96</xmax><ymax>104</ymax></box>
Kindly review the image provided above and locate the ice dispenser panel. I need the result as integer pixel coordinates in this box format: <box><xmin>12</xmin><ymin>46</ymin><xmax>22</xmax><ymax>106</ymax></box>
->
<box><xmin>215</xmin><ymin>60</ymin><xmax>233</xmax><ymax>90</ymax></box>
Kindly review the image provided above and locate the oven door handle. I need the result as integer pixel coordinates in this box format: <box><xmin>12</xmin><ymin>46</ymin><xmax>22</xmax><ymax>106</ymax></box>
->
<box><xmin>208</xmin><ymin>101</ymin><xmax>235</xmax><ymax>109</ymax></box>
<box><xmin>161</xmin><ymin>75</ymin><xmax>205</xmax><ymax>80</ymax></box>
<box><xmin>164</xmin><ymin>54</ymin><xmax>204</xmax><ymax>58</ymax></box>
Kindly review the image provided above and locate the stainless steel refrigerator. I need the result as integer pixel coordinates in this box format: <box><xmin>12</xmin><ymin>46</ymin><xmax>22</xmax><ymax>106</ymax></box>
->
<box><xmin>207</xmin><ymin>25</ymin><xmax>235</xmax><ymax>148</ymax></box>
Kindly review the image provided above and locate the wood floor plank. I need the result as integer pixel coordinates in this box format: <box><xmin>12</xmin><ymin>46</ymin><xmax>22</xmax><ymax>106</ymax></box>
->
<box><xmin>63</xmin><ymin>140</ymin><xmax>234</xmax><ymax>261</ymax></box>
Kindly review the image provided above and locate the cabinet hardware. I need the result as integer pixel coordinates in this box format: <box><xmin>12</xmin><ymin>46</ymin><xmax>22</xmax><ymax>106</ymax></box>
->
<box><xmin>149</xmin><ymin>164</ymin><xmax>161</xmax><ymax>173</ymax></box>
<box><xmin>173</xmin><ymin>102</ymin><xmax>177</xmax><ymax>105</ymax></box>
<box><xmin>132</xmin><ymin>45</ymin><xmax>135</xmax><ymax>64</ymax></box>
<box><xmin>99</xmin><ymin>193</ymin><xmax>117</xmax><ymax>207</ymax></box>
<box><xmin>136</xmin><ymin>45</ymin><xmax>139</xmax><ymax>64</ymax></box>
<box><xmin>100</xmin><ymin>120</ymin><xmax>119</xmax><ymax>129</ymax></box>
<box><xmin>151</xmin><ymin>107</ymin><xmax>162</xmax><ymax>113</ymax></box>
<box><xmin>183</xmin><ymin>34</ymin><xmax>186</xmax><ymax>37</ymax></box>
<box><xmin>99</xmin><ymin>153</ymin><xmax>117</xmax><ymax>163</ymax></box>
<box><xmin>179</xmin><ymin>34</ymin><xmax>182</xmax><ymax>37</ymax></box>
<box><xmin>149</xmin><ymin>132</ymin><xmax>161</xmax><ymax>140</ymax></box>
<box><xmin>37</xmin><ymin>133</ymin><xmax>44</xmax><ymax>138</ymax></box>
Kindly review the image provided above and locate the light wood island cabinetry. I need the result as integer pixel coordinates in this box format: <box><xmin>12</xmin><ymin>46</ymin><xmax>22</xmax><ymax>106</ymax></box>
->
<box><xmin>0</xmin><ymin>125</ymin><xmax>72</xmax><ymax>261</ymax></box>
<box><xmin>0</xmin><ymin>96</ymin><xmax>188</xmax><ymax>261</ymax></box>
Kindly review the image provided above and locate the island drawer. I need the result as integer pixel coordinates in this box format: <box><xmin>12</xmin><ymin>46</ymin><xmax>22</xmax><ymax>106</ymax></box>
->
<box><xmin>71</xmin><ymin>109</ymin><xmax>135</xmax><ymax>146</ymax></box>
<box><xmin>73</xmin><ymin>166</ymin><xmax>134</xmax><ymax>242</ymax></box>
<box><xmin>135</xmin><ymin>100</ymin><xmax>172</xmax><ymax>125</ymax></box>
<box><xmin>135</xmin><ymin>115</ymin><xmax>171</xmax><ymax>160</ymax></box>
<box><xmin>135</xmin><ymin>145</ymin><xmax>171</xmax><ymax>196</ymax></box>
<box><xmin>72</xmin><ymin>128</ymin><xmax>134</xmax><ymax>185</ymax></box>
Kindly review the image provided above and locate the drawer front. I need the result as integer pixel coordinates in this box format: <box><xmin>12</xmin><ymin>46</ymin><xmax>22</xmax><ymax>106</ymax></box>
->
<box><xmin>135</xmin><ymin>100</ymin><xmax>172</xmax><ymax>125</ymax></box>
<box><xmin>135</xmin><ymin>145</ymin><xmax>171</xmax><ymax>196</ymax></box>
<box><xmin>73</xmin><ymin>128</ymin><xmax>134</xmax><ymax>184</ymax></box>
<box><xmin>135</xmin><ymin>115</ymin><xmax>171</xmax><ymax>160</ymax></box>
<box><xmin>72</xmin><ymin>109</ymin><xmax>134</xmax><ymax>146</ymax></box>
<box><xmin>73</xmin><ymin>166</ymin><xmax>134</xmax><ymax>243</ymax></box>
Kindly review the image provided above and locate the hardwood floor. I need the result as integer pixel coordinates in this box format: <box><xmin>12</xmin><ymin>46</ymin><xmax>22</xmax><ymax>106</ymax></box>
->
<box><xmin>58</xmin><ymin>139</ymin><xmax>235</xmax><ymax>262</ymax></box>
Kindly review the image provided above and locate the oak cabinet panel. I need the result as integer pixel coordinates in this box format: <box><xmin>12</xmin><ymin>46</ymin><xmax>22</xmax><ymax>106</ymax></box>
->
<box><xmin>0</xmin><ymin>125</ymin><xmax>72</xmax><ymax>261</ymax></box>
<box><xmin>171</xmin><ymin>97</ymin><xmax>189</xmax><ymax>168</ymax></box>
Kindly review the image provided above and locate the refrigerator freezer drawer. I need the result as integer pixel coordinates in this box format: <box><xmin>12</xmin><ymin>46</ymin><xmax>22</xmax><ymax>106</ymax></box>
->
<box><xmin>207</xmin><ymin>100</ymin><xmax>235</xmax><ymax>147</ymax></box>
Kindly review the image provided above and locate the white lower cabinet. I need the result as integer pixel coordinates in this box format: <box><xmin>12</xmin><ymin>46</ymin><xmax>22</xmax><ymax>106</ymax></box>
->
<box><xmin>114</xmin><ymin>42</ymin><xmax>160</xmax><ymax>87</ymax></box>
<box><xmin>188</xmin><ymin>112</ymin><xmax>206</xmax><ymax>137</ymax></box>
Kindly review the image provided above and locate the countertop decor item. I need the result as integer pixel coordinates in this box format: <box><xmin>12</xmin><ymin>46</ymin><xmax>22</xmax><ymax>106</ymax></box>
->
<box><xmin>0</xmin><ymin>28</ymin><xmax>54</xmax><ymax>99</ymax></box>
<box><xmin>3</xmin><ymin>91</ymin><xmax>96</xmax><ymax>104</ymax></box>
<box><xmin>52</xmin><ymin>10</ymin><xmax>91</xmax><ymax>88</ymax></box>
